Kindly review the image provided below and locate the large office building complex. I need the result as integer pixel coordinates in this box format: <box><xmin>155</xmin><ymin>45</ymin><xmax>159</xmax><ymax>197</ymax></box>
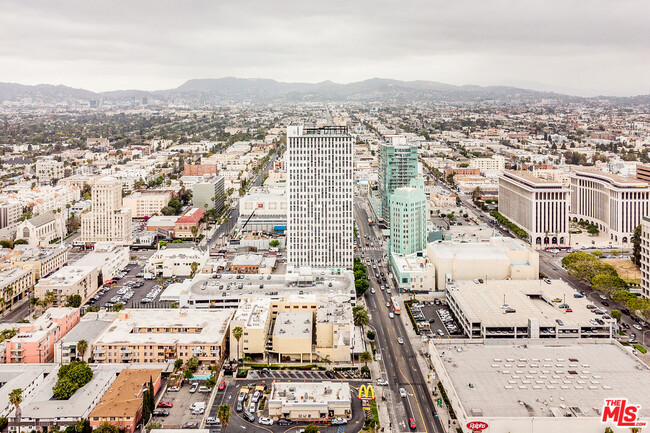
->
<box><xmin>498</xmin><ymin>170</ymin><xmax>570</xmax><ymax>248</ymax></box>
<box><xmin>81</xmin><ymin>176</ymin><xmax>132</xmax><ymax>243</ymax></box>
<box><xmin>570</xmin><ymin>170</ymin><xmax>650</xmax><ymax>244</ymax></box>
<box><xmin>286</xmin><ymin>126</ymin><xmax>353</xmax><ymax>269</ymax></box>
<box><xmin>389</xmin><ymin>178</ymin><xmax>427</xmax><ymax>255</ymax></box>
<box><xmin>378</xmin><ymin>135</ymin><xmax>418</xmax><ymax>221</ymax></box>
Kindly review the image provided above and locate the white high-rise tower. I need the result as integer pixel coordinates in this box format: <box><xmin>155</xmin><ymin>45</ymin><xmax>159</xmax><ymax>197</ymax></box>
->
<box><xmin>287</xmin><ymin>125</ymin><xmax>353</xmax><ymax>269</ymax></box>
<box><xmin>81</xmin><ymin>176</ymin><xmax>132</xmax><ymax>243</ymax></box>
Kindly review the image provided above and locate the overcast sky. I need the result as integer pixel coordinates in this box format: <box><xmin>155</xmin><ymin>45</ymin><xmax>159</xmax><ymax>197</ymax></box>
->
<box><xmin>2</xmin><ymin>1</ymin><xmax>649</xmax><ymax>96</ymax></box>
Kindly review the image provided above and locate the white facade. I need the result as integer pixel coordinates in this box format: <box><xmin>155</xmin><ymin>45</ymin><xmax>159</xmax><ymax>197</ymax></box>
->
<box><xmin>238</xmin><ymin>186</ymin><xmax>287</xmax><ymax>232</ymax></box>
<box><xmin>469</xmin><ymin>155</ymin><xmax>505</xmax><ymax>171</ymax></box>
<box><xmin>35</xmin><ymin>159</ymin><xmax>65</xmax><ymax>184</ymax></box>
<box><xmin>287</xmin><ymin>126</ymin><xmax>353</xmax><ymax>269</ymax></box>
<box><xmin>570</xmin><ymin>170</ymin><xmax>650</xmax><ymax>244</ymax></box>
<box><xmin>641</xmin><ymin>215</ymin><xmax>650</xmax><ymax>298</ymax></box>
<box><xmin>498</xmin><ymin>170</ymin><xmax>570</xmax><ymax>248</ymax></box>
<box><xmin>81</xmin><ymin>176</ymin><xmax>132</xmax><ymax>243</ymax></box>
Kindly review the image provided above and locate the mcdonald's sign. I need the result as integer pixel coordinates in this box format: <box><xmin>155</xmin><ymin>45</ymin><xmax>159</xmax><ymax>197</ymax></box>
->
<box><xmin>357</xmin><ymin>384</ymin><xmax>376</xmax><ymax>400</ymax></box>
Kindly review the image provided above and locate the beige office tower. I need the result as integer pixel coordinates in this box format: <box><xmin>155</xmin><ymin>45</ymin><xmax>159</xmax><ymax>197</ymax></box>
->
<box><xmin>81</xmin><ymin>176</ymin><xmax>132</xmax><ymax>243</ymax></box>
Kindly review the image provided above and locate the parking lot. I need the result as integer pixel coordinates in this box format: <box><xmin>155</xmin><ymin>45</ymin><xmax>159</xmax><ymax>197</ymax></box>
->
<box><xmin>153</xmin><ymin>381</ymin><xmax>213</xmax><ymax>428</ymax></box>
<box><xmin>248</xmin><ymin>369</ymin><xmax>356</xmax><ymax>381</ymax></box>
<box><xmin>408</xmin><ymin>300</ymin><xmax>465</xmax><ymax>338</ymax></box>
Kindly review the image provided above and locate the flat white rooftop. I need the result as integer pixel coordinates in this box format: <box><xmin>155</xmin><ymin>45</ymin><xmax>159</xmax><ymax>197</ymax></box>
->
<box><xmin>434</xmin><ymin>341</ymin><xmax>650</xmax><ymax>418</ymax></box>
<box><xmin>270</xmin><ymin>381</ymin><xmax>351</xmax><ymax>405</ymax></box>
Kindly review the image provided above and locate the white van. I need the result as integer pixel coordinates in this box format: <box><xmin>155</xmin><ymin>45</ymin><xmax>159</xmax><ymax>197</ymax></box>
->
<box><xmin>189</xmin><ymin>402</ymin><xmax>206</xmax><ymax>412</ymax></box>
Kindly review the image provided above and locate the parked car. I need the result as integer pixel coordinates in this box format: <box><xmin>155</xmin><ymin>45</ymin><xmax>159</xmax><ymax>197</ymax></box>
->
<box><xmin>242</xmin><ymin>411</ymin><xmax>256</xmax><ymax>423</ymax></box>
<box><xmin>218</xmin><ymin>380</ymin><xmax>226</xmax><ymax>390</ymax></box>
<box><xmin>198</xmin><ymin>385</ymin><xmax>211</xmax><ymax>393</ymax></box>
<box><xmin>181</xmin><ymin>422</ymin><xmax>198</xmax><ymax>429</ymax></box>
<box><xmin>258</xmin><ymin>417</ymin><xmax>273</xmax><ymax>426</ymax></box>
<box><xmin>153</xmin><ymin>409</ymin><xmax>169</xmax><ymax>417</ymax></box>
<box><xmin>331</xmin><ymin>417</ymin><xmax>348</xmax><ymax>425</ymax></box>
<box><xmin>376</xmin><ymin>378</ymin><xmax>388</xmax><ymax>386</ymax></box>
<box><xmin>157</xmin><ymin>401</ymin><xmax>173</xmax><ymax>408</ymax></box>
<box><xmin>236</xmin><ymin>401</ymin><xmax>243</xmax><ymax>412</ymax></box>
<box><xmin>167</xmin><ymin>385</ymin><xmax>180</xmax><ymax>392</ymax></box>
<box><xmin>278</xmin><ymin>419</ymin><xmax>293</xmax><ymax>426</ymax></box>
<box><xmin>206</xmin><ymin>417</ymin><xmax>220</xmax><ymax>426</ymax></box>
<box><xmin>189</xmin><ymin>382</ymin><xmax>199</xmax><ymax>393</ymax></box>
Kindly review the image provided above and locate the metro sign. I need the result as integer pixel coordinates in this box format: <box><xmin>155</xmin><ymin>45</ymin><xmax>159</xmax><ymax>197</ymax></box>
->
<box><xmin>602</xmin><ymin>399</ymin><xmax>647</xmax><ymax>428</ymax></box>
<box><xmin>466</xmin><ymin>421</ymin><xmax>488</xmax><ymax>431</ymax></box>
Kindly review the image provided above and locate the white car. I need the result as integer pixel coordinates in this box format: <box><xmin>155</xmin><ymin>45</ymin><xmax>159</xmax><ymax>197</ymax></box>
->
<box><xmin>633</xmin><ymin>324</ymin><xmax>643</xmax><ymax>331</ymax></box>
<box><xmin>331</xmin><ymin>417</ymin><xmax>348</xmax><ymax>425</ymax></box>
<box><xmin>258</xmin><ymin>417</ymin><xmax>273</xmax><ymax>426</ymax></box>
<box><xmin>206</xmin><ymin>417</ymin><xmax>221</xmax><ymax>426</ymax></box>
<box><xmin>389</xmin><ymin>312</ymin><xmax>394</xmax><ymax>319</ymax></box>
<box><xmin>370</xmin><ymin>288</ymin><xmax>376</xmax><ymax>294</ymax></box>
<box><xmin>397</xmin><ymin>337</ymin><xmax>404</xmax><ymax>344</ymax></box>
<box><xmin>376</xmin><ymin>378</ymin><xmax>388</xmax><ymax>386</ymax></box>
<box><xmin>399</xmin><ymin>387</ymin><xmax>407</xmax><ymax>398</ymax></box>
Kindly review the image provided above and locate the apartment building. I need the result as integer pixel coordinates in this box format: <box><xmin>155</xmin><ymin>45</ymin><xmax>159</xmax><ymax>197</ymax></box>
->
<box><xmin>498</xmin><ymin>170</ymin><xmax>570</xmax><ymax>248</ymax></box>
<box><xmin>91</xmin><ymin>309</ymin><xmax>232</xmax><ymax>364</ymax></box>
<box><xmin>34</xmin><ymin>265</ymin><xmax>100</xmax><ymax>306</ymax></box>
<box><xmin>7</xmin><ymin>245</ymin><xmax>67</xmax><ymax>279</ymax></box>
<box><xmin>379</xmin><ymin>135</ymin><xmax>418</xmax><ymax>220</ymax></box>
<box><xmin>640</xmin><ymin>215</ymin><xmax>650</xmax><ymax>298</ymax></box>
<box><xmin>0</xmin><ymin>268</ymin><xmax>35</xmax><ymax>314</ymax></box>
<box><xmin>570</xmin><ymin>170</ymin><xmax>650</xmax><ymax>244</ymax></box>
<box><xmin>184</xmin><ymin>164</ymin><xmax>218</xmax><ymax>176</ymax></box>
<box><xmin>81</xmin><ymin>176</ymin><xmax>132</xmax><ymax>244</ymax></box>
<box><xmin>192</xmin><ymin>175</ymin><xmax>225</xmax><ymax>212</ymax></box>
<box><xmin>287</xmin><ymin>125</ymin><xmax>353</xmax><ymax>269</ymax></box>
<box><xmin>174</xmin><ymin>208</ymin><xmax>205</xmax><ymax>239</ymax></box>
<box><xmin>0</xmin><ymin>199</ymin><xmax>21</xmax><ymax>229</ymax></box>
<box><xmin>35</xmin><ymin>159</ymin><xmax>65</xmax><ymax>184</ymax></box>
<box><xmin>389</xmin><ymin>178</ymin><xmax>427</xmax><ymax>255</ymax></box>
<box><xmin>122</xmin><ymin>191</ymin><xmax>171</xmax><ymax>218</ymax></box>
<box><xmin>146</xmin><ymin>246</ymin><xmax>207</xmax><ymax>277</ymax></box>
<box><xmin>89</xmin><ymin>369</ymin><xmax>162</xmax><ymax>433</ymax></box>
<box><xmin>4</xmin><ymin>307</ymin><xmax>80</xmax><ymax>363</ymax></box>
<box><xmin>469</xmin><ymin>155</ymin><xmax>506</xmax><ymax>171</ymax></box>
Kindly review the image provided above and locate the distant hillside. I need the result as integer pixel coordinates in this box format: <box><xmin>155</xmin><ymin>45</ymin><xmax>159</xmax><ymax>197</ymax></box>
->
<box><xmin>0</xmin><ymin>77</ymin><xmax>646</xmax><ymax>105</ymax></box>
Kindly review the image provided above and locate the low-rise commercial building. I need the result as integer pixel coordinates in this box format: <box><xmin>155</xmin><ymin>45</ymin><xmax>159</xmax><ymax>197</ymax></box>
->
<box><xmin>429</xmin><ymin>340</ymin><xmax>650</xmax><ymax>433</ymax></box>
<box><xmin>34</xmin><ymin>265</ymin><xmax>100</xmax><ymax>306</ymax></box>
<box><xmin>146</xmin><ymin>247</ymin><xmax>208</xmax><ymax>277</ymax></box>
<box><xmin>4</xmin><ymin>307</ymin><xmax>80</xmax><ymax>363</ymax></box>
<box><xmin>446</xmin><ymin>279</ymin><xmax>612</xmax><ymax>339</ymax></box>
<box><xmin>92</xmin><ymin>309</ymin><xmax>232</xmax><ymax>364</ymax></box>
<box><xmin>273</xmin><ymin>311</ymin><xmax>313</xmax><ymax>363</ymax></box>
<box><xmin>237</xmin><ymin>187</ymin><xmax>287</xmax><ymax>232</ymax></box>
<box><xmin>73</xmin><ymin>242</ymin><xmax>129</xmax><ymax>282</ymax></box>
<box><xmin>268</xmin><ymin>381</ymin><xmax>351</xmax><ymax>421</ymax></box>
<box><xmin>89</xmin><ymin>368</ymin><xmax>162</xmax><ymax>433</ymax></box>
<box><xmin>427</xmin><ymin>237</ymin><xmax>539</xmax><ymax>290</ymax></box>
<box><xmin>389</xmin><ymin>251</ymin><xmax>435</xmax><ymax>293</ymax></box>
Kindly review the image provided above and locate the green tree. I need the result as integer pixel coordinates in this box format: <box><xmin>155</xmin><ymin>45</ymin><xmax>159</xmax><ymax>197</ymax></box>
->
<box><xmin>65</xmin><ymin>294</ymin><xmax>82</xmax><ymax>308</ymax></box>
<box><xmin>353</xmin><ymin>305</ymin><xmax>370</xmax><ymax>330</ymax></box>
<box><xmin>587</xmin><ymin>225</ymin><xmax>600</xmax><ymax>235</ymax></box>
<box><xmin>76</xmin><ymin>340</ymin><xmax>88</xmax><ymax>361</ymax></box>
<box><xmin>190</xmin><ymin>261</ymin><xmax>199</xmax><ymax>277</ymax></box>
<box><xmin>269</xmin><ymin>239</ymin><xmax>280</xmax><ymax>248</ymax></box>
<box><xmin>187</xmin><ymin>355</ymin><xmax>199</xmax><ymax>370</ymax></box>
<box><xmin>174</xmin><ymin>359</ymin><xmax>183</xmax><ymax>370</ymax></box>
<box><xmin>610</xmin><ymin>310</ymin><xmax>622</xmax><ymax>323</ymax></box>
<box><xmin>205</xmin><ymin>375</ymin><xmax>216</xmax><ymax>388</ymax></box>
<box><xmin>142</xmin><ymin>389</ymin><xmax>152</xmax><ymax>424</ymax></box>
<box><xmin>217</xmin><ymin>404</ymin><xmax>231</xmax><ymax>427</ymax></box>
<box><xmin>304</xmin><ymin>424</ymin><xmax>319</xmax><ymax>433</ymax></box>
<box><xmin>9</xmin><ymin>388</ymin><xmax>22</xmax><ymax>418</ymax></box>
<box><xmin>233</xmin><ymin>326</ymin><xmax>243</xmax><ymax>360</ymax></box>
<box><xmin>366</xmin><ymin>330</ymin><xmax>375</xmax><ymax>341</ymax></box>
<box><xmin>360</xmin><ymin>351</ymin><xmax>373</xmax><ymax>366</ymax></box>
<box><xmin>604</xmin><ymin>427</ymin><xmax>614</xmax><ymax>433</ymax></box>
<box><xmin>94</xmin><ymin>422</ymin><xmax>119</xmax><ymax>433</ymax></box>
<box><xmin>112</xmin><ymin>302</ymin><xmax>124</xmax><ymax>312</ymax></box>
<box><xmin>591</xmin><ymin>250</ymin><xmax>603</xmax><ymax>258</ymax></box>
<box><xmin>145</xmin><ymin>422</ymin><xmax>162</xmax><ymax>433</ymax></box>
<box><xmin>183</xmin><ymin>369</ymin><xmax>194</xmax><ymax>379</ymax></box>
<box><xmin>591</xmin><ymin>274</ymin><xmax>627</xmax><ymax>296</ymax></box>
<box><xmin>355</xmin><ymin>278</ymin><xmax>369</xmax><ymax>296</ymax></box>
<box><xmin>190</xmin><ymin>225</ymin><xmax>199</xmax><ymax>243</ymax></box>
<box><xmin>632</xmin><ymin>224</ymin><xmax>642</xmax><ymax>265</ymax></box>
<box><xmin>53</xmin><ymin>361</ymin><xmax>93</xmax><ymax>400</ymax></box>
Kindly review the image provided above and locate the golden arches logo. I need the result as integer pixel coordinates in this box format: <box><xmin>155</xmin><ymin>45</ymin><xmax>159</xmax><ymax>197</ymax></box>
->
<box><xmin>357</xmin><ymin>385</ymin><xmax>375</xmax><ymax>400</ymax></box>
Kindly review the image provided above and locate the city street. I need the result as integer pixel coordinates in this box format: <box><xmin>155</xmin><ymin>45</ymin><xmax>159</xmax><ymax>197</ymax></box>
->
<box><xmin>354</xmin><ymin>197</ymin><xmax>443</xmax><ymax>433</ymax></box>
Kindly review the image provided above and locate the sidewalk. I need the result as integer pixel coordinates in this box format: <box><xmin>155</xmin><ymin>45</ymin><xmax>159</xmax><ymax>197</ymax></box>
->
<box><xmin>369</xmin><ymin>360</ymin><xmax>393</xmax><ymax>433</ymax></box>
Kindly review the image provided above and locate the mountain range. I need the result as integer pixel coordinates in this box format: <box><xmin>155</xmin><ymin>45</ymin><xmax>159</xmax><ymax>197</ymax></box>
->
<box><xmin>0</xmin><ymin>77</ymin><xmax>647</xmax><ymax>105</ymax></box>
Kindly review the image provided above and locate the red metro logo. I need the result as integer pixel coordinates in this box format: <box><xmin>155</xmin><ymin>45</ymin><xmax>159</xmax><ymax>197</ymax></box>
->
<box><xmin>602</xmin><ymin>399</ymin><xmax>647</xmax><ymax>428</ymax></box>
<box><xmin>466</xmin><ymin>421</ymin><xmax>488</xmax><ymax>431</ymax></box>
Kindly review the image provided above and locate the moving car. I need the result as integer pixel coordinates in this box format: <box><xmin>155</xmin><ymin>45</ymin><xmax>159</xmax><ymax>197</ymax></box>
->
<box><xmin>389</xmin><ymin>312</ymin><xmax>394</xmax><ymax>319</ymax></box>
<box><xmin>376</xmin><ymin>378</ymin><xmax>388</xmax><ymax>386</ymax></box>
<box><xmin>409</xmin><ymin>418</ymin><xmax>417</xmax><ymax>430</ymax></box>
<box><xmin>400</xmin><ymin>388</ymin><xmax>407</xmax><ymax>398</ymax></box>
<box><xmin>397</xmin><ymin>337</ymin><xmax>404</xmax><ymax>344</ymax></box>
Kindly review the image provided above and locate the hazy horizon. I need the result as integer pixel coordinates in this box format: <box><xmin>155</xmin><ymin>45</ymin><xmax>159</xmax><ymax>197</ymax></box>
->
<box><xmin>2</xmin><ymin>1</ymin><xmax>649</xmax><ymax>97</ymax></box>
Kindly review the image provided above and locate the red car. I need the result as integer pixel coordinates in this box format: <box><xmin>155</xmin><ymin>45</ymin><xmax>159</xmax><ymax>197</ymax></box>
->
<box><xmin>157</xmin><ymin>401</ymin><xmax>173</xmax><ymax>408</ymax></box>
<box><xmin>218</xmin><ymin>380</ymin><xmax>226</xmax><ymax>390</ymax></box>
<box><xmin>409</xmin><ymin>418</ymin><xmax>416</xmax><ymax>430</ymax></box>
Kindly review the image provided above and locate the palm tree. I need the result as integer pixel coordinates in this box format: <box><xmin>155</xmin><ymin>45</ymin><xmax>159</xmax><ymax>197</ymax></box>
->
<box><xmin>190</xmin><ymin>225</ymin><xmax>199</xmax><ymax>244</ymax></box>
<box><xmin>0</xmin><ymin>298</ymin><xmax>6</xmax><ymax>315</ymax></box>
<box><xmin>190</xmin><ymin>262</ymin><xmax>199</xmax><ymax>277</ymax></box>
<box><xmin>44</xmin><ymin>291</ymin><xmax>56</xmax><ymax>308</ymax></box>
<box><xmin>353</xmin><ymin>306</ymin><xmax>370</xmax><ymax>331</ymax></box>
<box><xmin>77</xmin><ymin>339</ymin><xmax>88</xmax><ymax>361</ymax></box>
<box><xmin>217</xmin><ymin>404</ymin><xmax>231</xmax><ymax>427</ymax></box>
<box><xmin>9</xmin><ymin>388</ymin><xmax>22</xmax><ymax>421</ymax></box>
<box><xmin>232</xmin><ymin>327</ymin><xmax>243</xmax><ymax>361</ymax></box>
<box><xmin>4</xmin><ymin>286</ymin><xmax>14</xmax><ymax>310</ymax></box>
<box><xmin>360</xmin><ymin>351</ymin><xmax>373</xmax><ymax>366</ymax></box>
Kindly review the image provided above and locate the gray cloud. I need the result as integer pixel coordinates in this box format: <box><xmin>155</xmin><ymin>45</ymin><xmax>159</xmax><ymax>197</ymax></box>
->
<box><xmin>0</xmin><ymin>0</ymin><xmax>648</xmax><ymax>96</ymax></box>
